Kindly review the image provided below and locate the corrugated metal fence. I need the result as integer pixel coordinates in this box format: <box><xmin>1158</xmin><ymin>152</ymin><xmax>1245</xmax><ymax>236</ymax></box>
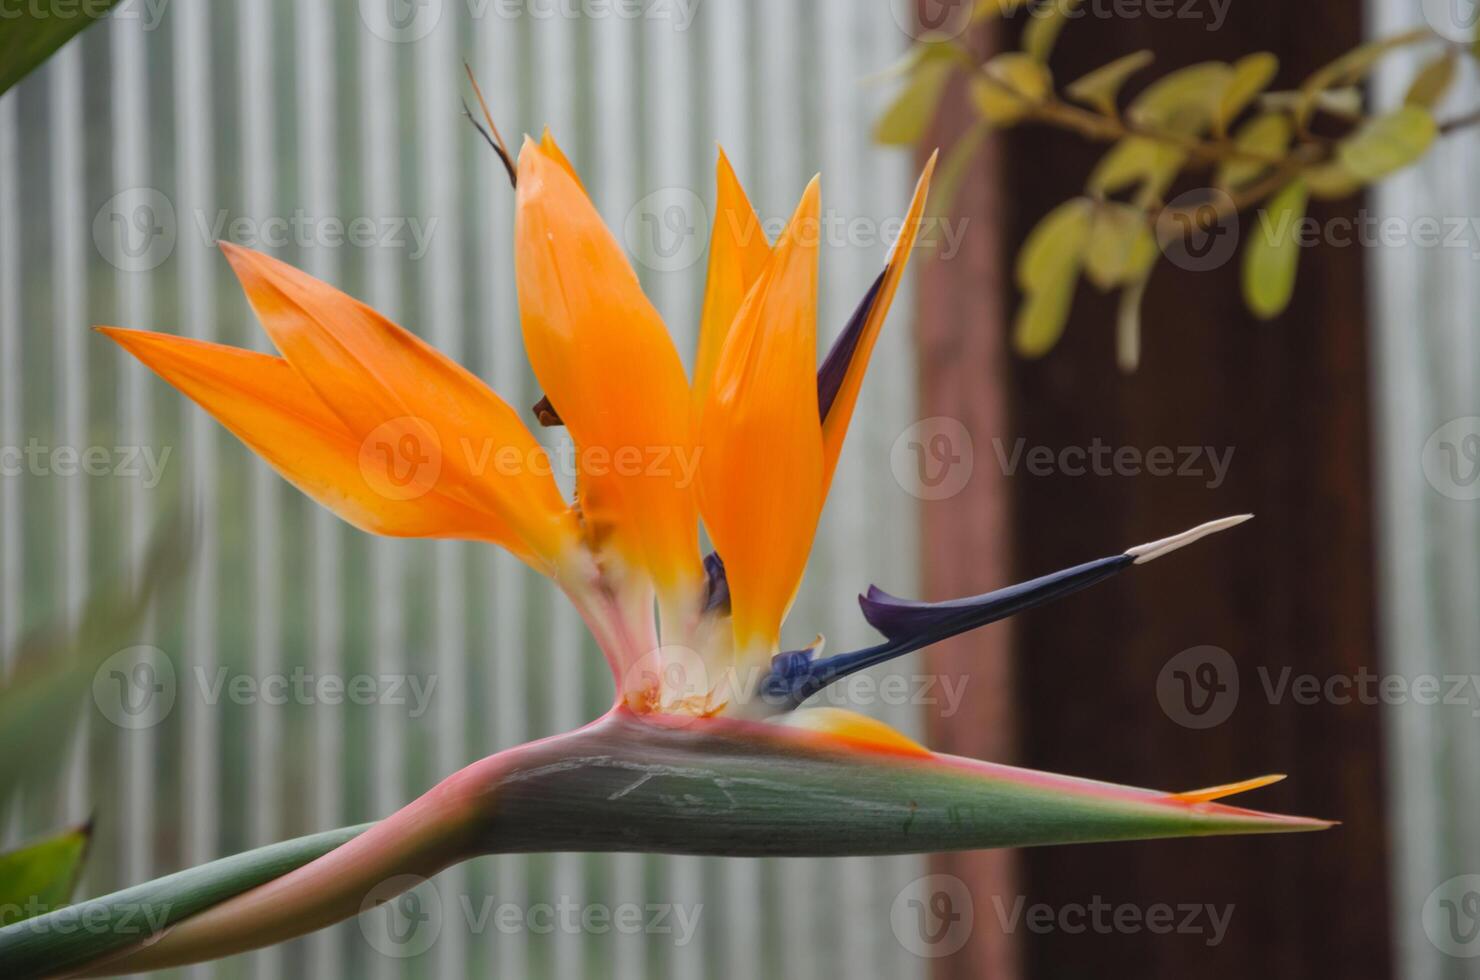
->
<box><xmin>0</xmin><ymin>1</ymin><xmax>930</xmax><ymax>977</ymax></box>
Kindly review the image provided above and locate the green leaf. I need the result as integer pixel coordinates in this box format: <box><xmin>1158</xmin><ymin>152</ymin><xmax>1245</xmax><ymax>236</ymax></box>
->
<box><xmin>984</xmin><ymin>51</ymin><xmax>1052</xmax><ymax>103</ymax></box>
<box><xmin>1294</xmin><ymin>29</ymin><xmax>1431</xmax><ymax>126</ymax></box>
<box><xmin>0</xmin><ymin>824</ymin><xmax>369</xmax><ymax>976</ymax></box>
<box><xmin>875</xmin><ymin>58</ymin><xmax>955</xmax><ymax>145</ymax></box>
<box><xmin>1084</xmin><ymin>203</ymin><xmax>1154</xmax><ymax>291</ymax></box>
<box><xmin>1015</xmin><ymin>198</ymin><xmax>1092</xmax><ymax>291</ymax></box>
<box><xmin>1117</xmin><ymin>273</ymin><xmax>1152</xmax><ymax>373</ymax></box>
<box><xmin>1087</xmin><ymin>137</ymin><xmax>1186</xmax><ymax>202</ymax></box>
<box><xmin>1302</xmin><ymin>161</ymin><xmax>1364</xmax><ymax>199</ymax></box>
<box><xmin>1014</xmin><ymin>263</ymin><xmax>1080</xmax><ymax>357</ymax></box>
<box><xmin>0</xmin><ymin>825</ymin><xmax>91</xmax><ymax>927</ymax></box>
<box><xmin>1217</xmin><ymin>53</ymin><xmax>1280</xmax><ymax>132</ymax></box>
<box><xmin>1337</xmin><ymin>105</ymin><xmax>1438</xmax><ymax>180</ymax></box>
<box><xmin>1404</xmin><ymin>52</ymin><xmax>1457</xmax><ymax>109</ymax></box>
<box><xmin>928</xmin><ymin>120</ymin><xmax>989</xmax><ymax>218</ymax></box>
<box><xmin>0</xmin><ymin>0</ymin><xmax>119</xmax><ymax>96</ymax></box>
<box><xmin>1128</xmin><ymin>61</ymin><xmax>1234</xmax><ymax>135</ymax></box>
<box><xmin>1243</xmin><ymin>178</ymin><xmax>1309</xmax><ymax>320</ymax></box>
<box><xmin>971</xmin><ymin>76</ymin><xmax>1030</xmax><ymax>125</ymax></box>
<box><xmin>1065</xmin><ymin>50</ymin><xmax>1155</xmax><ymax>115</ymax></box>
<box><xmin>1022</xmin><ymin>0</ymin><xmax>1082</xmax><ymax>62</ymax></box>
<box><xmin>1215</xmin><ymin>113</ymin><xmax>1293</xmax><ymax>190</ymax></box>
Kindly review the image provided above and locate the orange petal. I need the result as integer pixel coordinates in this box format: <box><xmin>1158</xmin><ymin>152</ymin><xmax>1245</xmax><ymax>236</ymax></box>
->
<box><xmin>697</xmin><ymin>177</ymin><xmax>824</xmax><ymax>659</ymax></box>
<box><xmin>820</xmin><ymin>153</ymin><xmax>936</xmax><ymax>493</ymax></box>
<box><xmin>1170</xmin><ymin>774</ymin><xmax>1287</xmax><ymax>805</ymax></box>
<box><xmin>514</xmin><ymin>137</ymin><xmax>702</xmax><ymax>596</ymax></box>
<box><xmin>778</xmin><ymin>707</ymin><xmax>932</xmax><ymax>758</ymax></box>
<box><xmin>693</xmin><ymin>148</ymin><xmax>772</xmax><ymax>409</ymax></box>
<box><xmin>216</xmin><ymin>243</ymin><xmax>577</xmax><ymax>570</ymax></box>
<box><xmin>540</xmin><ymin>127</ymin><xmax>586</xmax><ymax>193</ymax></box>
<box><xmin>98</xmin><ymin>328</ymin><xmax>536</xmax><ymax>557</ymax></box>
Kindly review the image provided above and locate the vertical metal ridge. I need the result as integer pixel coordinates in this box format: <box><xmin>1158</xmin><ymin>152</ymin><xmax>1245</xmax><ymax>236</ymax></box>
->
<box><xmin>296</xmin><ymin>0</ymin><xmax>345</xmax><ymax>974</ymax></box>
<box><xmin>108</xmin><ymin>2</ymin><xmax>156</xmax><ymax>896</ymax></box>
<box><xmin>0</xmin><ymin>76</ymin><xmax>20</xmax><ymax>853</ymax></box>
<box><xmin>357</xmin><ymin>17</ymin><xmax>406</xmax><ymax>980</ymax></box>
<box><xmin>50</xmin><ymin>37</ymin><xmax>88</xmax><ymax>837</ymax></box>
<box><xmin>236</xmin><ymin>2</ymin><xmax>281</xmax><ymax>976</ymax></box>
<box><xmin>172</xmin><ymin>5</ymin><xmax>221</xmax><ymax>978</ymax></box>
<box><xmin>417</xmin><ymin>10</ymin><xmax>469</xmax><ymax>975</ymax></box>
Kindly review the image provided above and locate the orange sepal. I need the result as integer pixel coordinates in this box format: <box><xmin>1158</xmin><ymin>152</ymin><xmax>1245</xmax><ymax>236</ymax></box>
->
<box><xmin>820</xmin><ymin>153</ymin><xmax>936</xmax><ymax>492</ymax></box>
<box><xmin>697</xmin><ymin>177</ymin><xmax>825</xmax><ymax>659</ymax></box>
<box><xmin>514</xmin><ymin>137</ymin><xmax>702</xmax><ymax>595</ymax></box>
<box><xmin>693</xmin><ymin>148</ymin><xmax>772</xmax><ymax>408</ymax></box>
<box><xmin>98</xmin><ymin>328</ymin><xmax>534</xmax><ymax>556</ymax></box>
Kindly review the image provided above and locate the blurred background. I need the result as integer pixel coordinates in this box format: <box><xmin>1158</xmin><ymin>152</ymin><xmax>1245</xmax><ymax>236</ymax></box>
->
<box><xmin>2</xmin><ymin>0</ymin><xmax>1478</xmax><ymax>977</ymax></box>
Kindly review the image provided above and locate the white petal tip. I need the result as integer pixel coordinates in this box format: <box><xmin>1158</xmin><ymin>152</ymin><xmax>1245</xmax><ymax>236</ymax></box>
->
<box><xmin>1126</xmin><ymin>514</ymin><xmax>1253</xmax><ymax>565</ymax></box>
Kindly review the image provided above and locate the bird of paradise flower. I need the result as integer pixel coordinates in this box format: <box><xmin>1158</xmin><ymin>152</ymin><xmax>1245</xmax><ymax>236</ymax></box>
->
<box><xmin>1</xmin><ymin>131</ymin><xmax>1329</xmax><ymax>976</ymax></box>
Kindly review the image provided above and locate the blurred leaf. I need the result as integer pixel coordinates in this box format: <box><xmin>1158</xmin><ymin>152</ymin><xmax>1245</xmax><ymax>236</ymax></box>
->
<box><xmin>1242</xmin><ymin>178</ymin><xmax>1309</xmax><ymax>320</ymax></box>
<box><xmin>974</xmin><ymin>0</ymin><xmax>1035</xmax><ymax>20</ymax></box>
<box><xmin>929</xmin><ymin>120</ymin><xmax>989</xmax><ymax>217</ymax></box>
<box><xmin>1338</xmin><ymin>105</ymin><xmax>1438</xmax><ymax>180</ymax></box>
<box><xmin>1022</xmin><ymin>0</ymin><xmax>1082</xmax><ymax>62</ymax></box>
<box><xmin>1014</xmin><ymin>198</ymin><xmax>1091</xmax><ymax>357</ymax></box>
<box><xmin>1087</xmin><ymin>136</ymin><xmax>1186</xmax><ymax>202</ymax></box>
<box><xmin>971</xmin><ymin>76</ymin><xmax>1031</xmax><ymax>124</ymax></box>
<box><xmin>1216</xmin><ymin>113</ymin><xmax>1293</xmax><ymax>190</ymax></box>
<box><xmin>1302</xmin><ymin>161</ymin><xmax>1364</xmax><ymax>199</ymax></box>
<box><xmin>1084</xmin><ymin>203</ymin><xmax>1154</xmax><ymax>291</ymax></box>
<box><xmin>1217</xmin><ymin>53</ymin><xmax>1280</xmax><ymax>132</ymax></box>
<box><xmin>876</xmin><ymin>58</ymin><xmax>955</xmax><ymax>145</ymax></box>
<box><xmin>1016</xmin><ymin>198</ymin><xmax>1092</xmax><ymax>291</ymax></box>
<box><xmin>1404</xmin><ymin>52</ymin><xmax>1457</xmax><ymax>109</ymax></box>
<box><xmin>1065</xmin><ymin>50</ymin><xmax>1155</xmax><ymax>115</ymax></box>
<box><xmin>1128</xmin><ymin>62</ymin><xmax>1234</xmax><ymax>135</ymax></box>
<box><xmin>0</xmin><ymin>0</ymin><xmax>118</xmax><ymax>97</ymax></box>
<box><xmin>1014</xmin><ymin>272</ymin><xmax>1080</xmax><ymax>357</ymax></box>
<box><xmin>984</xmin><ymin>51</ymin><xmax>1052</xmax><ymax>103</ymax></box>
<box><xmin>1117</xmin><ymin>272</ymin><xmax>1152</xmax><ymax>373</ymax></box>
<box><xmin>1295</xmin><ymin>29</ymin><xmax>1431</xmax><ymax>126</ymax></box>
<box><xmin>1262</xmin><ymin>87</ymin><xmax>1362</xmax><ymax>118</ymax></box>
<box><xmin>0</xmin><ymin>513</ymin><xmax>192</xmax><ymax>808</ymax></box>
<box><xmin>0</xmin><ymin>824</ymin><xmax>91</xmax><ymax>927</ymax></box>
